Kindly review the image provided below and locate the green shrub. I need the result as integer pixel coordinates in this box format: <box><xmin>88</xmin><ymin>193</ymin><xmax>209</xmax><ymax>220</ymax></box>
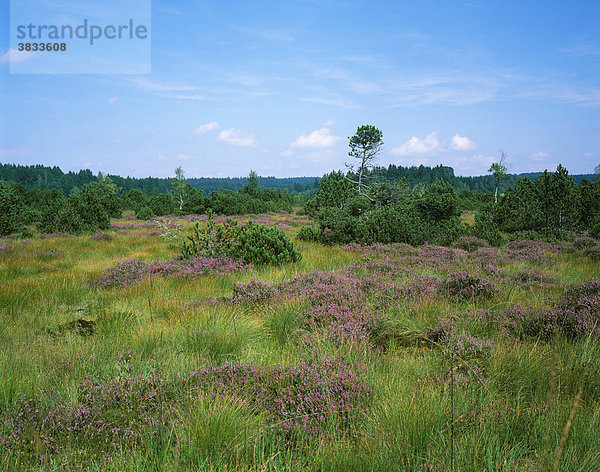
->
<box><xmin>181</xmin><ymin>213</ymin><xmax>239</xmax><ymax>258</ymax></box>
<box><xmin>135</xmin><ymin>205</ymin><xmax>154</xmax><ymax>220</ymax></box>
<box><xmin>53</xmin><ymin>198</ymin><xmax>88</xmax><ymax>233</ymax></box>
<box><xmin>317</xmin><ymin>207</ymin><xmax>369</xmax><ymax>245</ymax></box>
<box><xmin>472</xmin><ymin>212</ymin><xmax>505</xmax><ymax>247</ymax></box>
<box><xmin>418</xmin><ymin>180</ymin><xmax>459</xmax><ymax>222</ymax></box>
<box><xmin>296</xmin><ymin>225</ymin><xmax>322</xmax><ymax>242</ymax></box>
<box><xmin>181</xmin><ymin>213</ymin><xmax>301</xmax><ymax>266</ymax></box>
<box><xmin>231</xmin><ymin>221</ymin><xmax>301</xmax><ymax>266</ymax></box>
<box><xmin>0</xmin><ymin>181</ymin><xmax>25</xmax><ymax>236</ymax></box>
<box><xmin>590</xmin><ymin>217</ymin><xmax>600</xmax><ymax>239</ymax></box>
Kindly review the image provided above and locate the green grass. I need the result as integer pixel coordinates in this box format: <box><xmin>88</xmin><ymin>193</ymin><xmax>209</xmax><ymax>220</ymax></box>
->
<box><xmin>1</xmin><ymin>216</ymin><xmax>599</xmax><ymax>471</ymax></box>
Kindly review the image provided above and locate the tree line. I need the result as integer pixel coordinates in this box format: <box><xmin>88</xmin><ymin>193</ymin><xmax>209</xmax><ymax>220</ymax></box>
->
<box><xmin>0</xmin><ymin>170</ymin><xmax>294</xmax><ymax>236</ymax></box>
<box><xmin>300</xmin><ymin>125</ymin><xmax>600</xmax><ymax>246</ymax></box>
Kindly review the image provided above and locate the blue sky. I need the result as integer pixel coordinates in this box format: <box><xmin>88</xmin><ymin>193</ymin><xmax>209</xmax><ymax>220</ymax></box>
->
<box><xmin>1</xmin><ymin>0</ymin><xmax>599</xmax><ymax>178</ymax></box>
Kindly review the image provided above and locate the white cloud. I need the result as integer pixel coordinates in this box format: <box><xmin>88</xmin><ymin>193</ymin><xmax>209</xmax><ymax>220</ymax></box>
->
<box><xmin>290</xmin><ymin>127</ymin><xmax>341</xmax><ymax>148</ymax></box>
<box><xmin>108</xmin><ymin>96</ymin><xmax>118</xmax><ymax>104</ymax></box>
<box><xmin>192</xmin><ymin>122</ymin><xmax>219</xmax><ymax>136</ymax></box>
<box><xmin>531</xmin><ymin>151</ymin><xmax>550</xmax><ymax>161</ymax></box>
<box><xmin>391</xmin><ymin>132</ymin><xmax>442</xmax><ymax>156</ymax></box>
<box><xmin>0</xmin><ymin>48</ymin><xmax>37</xmax><ymax>64</ymax></box>
<box><xmin>583</xmin><ymin>152</ymin><xmax>593</xmax><ymax>157</ymax></box>
<box><xmin>217</xmin><ymin>128</ymin><xmax>256</xmax><ymax>147</ymax></box>
<box><xmin>451</xmin><ymin>134</ymin><xmax>477</xmax><ymax>151</ymax></box>
<box><xmin>322</xmin><ymin>120</ymin><xmax>336</xmax><ymax>127</ymax></box>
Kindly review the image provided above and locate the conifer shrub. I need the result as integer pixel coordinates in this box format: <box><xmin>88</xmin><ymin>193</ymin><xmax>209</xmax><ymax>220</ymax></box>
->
<box><xmin>135</xmin><ymin>205</ymin><xmax>154</xmax><ymax>220</ymax></box>
<box><xmin>296</xmin><ymin>224</ymin><xmax>322</xmax><ymax>242</ymax></box>
<box><xmin>181</xmin><ymin>213</ymin><xmax>301</xmax><ymax>266</ymax></box>
<box><xmin>230</xmin><ymin>221</ymin><xmax>301</xmax><ymax>266</ymax></box>
<box><xmin>0</xmin><ymin>181</ymin><xmax>25</xmax><ymax>236</ymax></box>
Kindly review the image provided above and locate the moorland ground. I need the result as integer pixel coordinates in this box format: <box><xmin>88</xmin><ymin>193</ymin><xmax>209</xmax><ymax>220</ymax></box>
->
<box><xmin>1</xmin><ymin>211</ymin><xmax>599</xmax><ymax>471</ymax></box>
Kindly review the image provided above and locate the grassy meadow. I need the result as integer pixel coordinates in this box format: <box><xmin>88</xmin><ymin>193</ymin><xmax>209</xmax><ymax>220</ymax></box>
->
<box><xmin>1</xmin><ymin>211</ymin><xmax>599</xmax><ymax>471</ymax></box>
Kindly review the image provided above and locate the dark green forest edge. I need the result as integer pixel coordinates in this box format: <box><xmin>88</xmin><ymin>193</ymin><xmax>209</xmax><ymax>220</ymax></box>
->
<box><xmin>0</xmin><ymin>134</ymin><xmax>599</xmax><ymax>241</ymax></box>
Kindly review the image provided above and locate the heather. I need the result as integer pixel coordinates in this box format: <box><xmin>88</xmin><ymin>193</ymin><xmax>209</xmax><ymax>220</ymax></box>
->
<box><xmin>1</xmin><ymin>212</ymin><xmax>600</xmax><ymax>471</ymax></box>
<box><xmin>1</xmin><ymin>358</ymin><xmax>368</xmax><ymax>464</ymax></box>
<box><xmin>95</xmin><ymin>256</ymin><xmax>253</xmax><ymax>288</ymax></box>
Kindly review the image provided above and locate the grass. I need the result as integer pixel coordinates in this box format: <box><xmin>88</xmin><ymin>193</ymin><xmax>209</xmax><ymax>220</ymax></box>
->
<box><xmin>1</xmin><ymin>213</ymin><xmax>599</xmax><ymax>471</ymax></box>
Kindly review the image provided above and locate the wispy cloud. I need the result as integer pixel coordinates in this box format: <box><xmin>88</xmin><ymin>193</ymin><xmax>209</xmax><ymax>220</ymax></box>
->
<box><xmin>217</xmin><ymin>128</ymin><xmax>256</xmax><ymax>147</ymax></box>
<box><xmin>192</xmin><ymin>122</ymin><xmax>220</xmax><ymax>136</ymax></box>
<box><xmin>300</xmin><ymin>97</ymin><xmax>360</xmax><ymax>109</ymax></box>
<box><xmin>531</xmin><ymin>151</ymin><xmax>550</xmax><ymax>161</ymax></box>
<box><xmin>560</xmin><ymin>38</ymin><xmax>600</xmax><ymax>57</ymax></box>
<box><xmin>0</xmin><ymin>49</ymin><xmax>37</xmax><ymax>64</ymax></box>
<box><xmin>157</xmin><ymin>153</ymin><xmax>196</xmax><ymax>161</ymax></box>
<box><xmin>108</xmin><ymin>96</ymin><xmax>118</xmax><ymax>104</ymax></box>
<box><xmin>129</xmin><ymin>78</ymin><xmax>200</xmax><ymax>93</ymax></box>
<box><xmin>0</xmin><ymin>148</ymin><xmax>30</xmax><ymax>157</ymax></box>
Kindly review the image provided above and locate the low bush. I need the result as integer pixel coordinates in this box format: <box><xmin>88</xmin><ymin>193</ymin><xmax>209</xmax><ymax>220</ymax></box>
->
<box><xmin>181</xmin><ymin>213</ymin><xmax>301</xmax><ymax>266</ymax></box>
<box><xmin>135</xmin><ymin>205</ymin><xmax>154</xmax><ymax>220</ymax></box>
<box><xmin>231</xmin><ymin>221</ymin><xmax>301</xmax><ymax>266</ymax></box>
<box><xmin>444</xmin><ymin>272</ymin><xmax>499</xmax><ymax>301</ymax></box>
<box><xmin>0</xmin><ymin>181</ymin><xmax>25</xmax><ymax>236</ymax></box>
<box><xmin>296</xmin><ymin>224</ymin><xmax>322</xmax><ymax>242</ymax></box>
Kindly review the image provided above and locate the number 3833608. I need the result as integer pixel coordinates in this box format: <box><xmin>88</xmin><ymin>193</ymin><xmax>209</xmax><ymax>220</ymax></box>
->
<box><xmin>17</xmin><ymin>43</ymin><xmax>67</xmax><ymax>52</ymax></box>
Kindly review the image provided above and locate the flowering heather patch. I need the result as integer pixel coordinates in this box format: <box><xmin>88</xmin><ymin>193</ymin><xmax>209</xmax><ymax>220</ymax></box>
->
<box><xmin>350</xmin><ymin>258</ymin><xmax>410</xmax><ymax>279</ymax></box>
<box><xmin>444</xmin><ymin>272</ymin><xmax>499</xmax><ymax>301</ymax></box>
<box><xmin>0</xmin><ymin>359</ymin><xmax>369</xmax><ymax>460</ymax></box>
<box><xmin>555</xmin><ymin>280</ymin><xmax>600</xmax><ymax>337</ymax></box>
<box><xmin>573</xmin><ymin>236</ymin><xmax>599</xmax><ymax>249</ymax></box>
<box><xmin>509</xmin><ymin>269</ymin><xmax>558</xmax><ymax>288</ymax></box>
<box><xmin>418</xmin><ymin>243</ymin><xmax>467</xmax><ymax>262</ymax></box>
<box><xmin>451</xmin><ymin>331</ymin><xmax>494</xmax><ymax>360</ymax></box>
<box><xmin>578</xmin><ymin>245</ymin><xmax>600</xmax><ymax>261</ymax></box>
<box><xmin>90</xmin><ymin>231</ymin><xmax>112</xmax><ymax>241</ymax></box>
<box><xmin>95</xmin><ymin>256</ymin><xmax>252</xmax><ymax>288</ymax></box>
<box><xmin>182</xmin><ymin>358</ymin><xmax>370</xmax><ymax>439</ymax></box>
<box><xmin>0</xmin><ymin>374</ymin><xmax>171</xmax><ymax>461</ymax></box>
<box><xmin>230</xmin><ymin>278</ymin><xmax>279</xmax><ymax>304</ymax></box>
<box><xmin>0</xmin><ymin>241</ymin><xmax>11</xmax><ymax>253</ymax></box>
<box><xmin>39</xmin><ymin>232</ymin><xmax>73</xmax><ymax>239</ymax></box>
<box><xmin>451</xmin><ymin>236</ymin><xmax>490</xmax><ymax>252</ymax></box>
<box><xmin>430</xmin><ymin>330</ymin><xmax>493</xmax><ymax>387</ymax></box>
<box><xmin>299</xmin><ymin>303</ymin><xmax>381</xmax><ymax>342</ymax></box>
<box><xmin>365</xmin><ymin>275</ymin><xmax>441</xmax><ymax>309</ymax></box>
<box><xmin>499</xmin><ymin>304</ymin><xmax>560</xmax><ymax>340</ymax></box>
<box><xmin>504</xmin><ymin>239</ymin><xmax>562</xmax><ymax>265</ymax></box>
<box><xmin>94</xmin><ymin>259</ymin><xmax>148</xmax><ymax>288</ymax></box>
<box><xmin>341</xmin><ymin>242</ymin><xmax>417</xmax><ymax>258</ymax></box>
<box><xmin>153</xmin><ymin>217</ymin><xmax>183</xmax><ymax>231</ymax></box>
<box><xmin>427</xmin><ymin>319</ymin><xmax>452</xmax><ymax>344</ymax></box>
<box><xmin>32</xmin><ymin>248</ymin><xmax>61</xmax><ymax>259</ymax></box>
<box><xmin>110</xmin><ymin>221</ymin><xmax>156</xmax><ymax>229</ymax></box>
<box><xmin>500</xmin><ymin>282</ymin><xmax>600</xmax><ymax>340</ymax></box>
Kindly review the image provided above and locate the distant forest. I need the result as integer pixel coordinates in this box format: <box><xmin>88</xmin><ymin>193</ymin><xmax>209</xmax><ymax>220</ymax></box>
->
<box><xmin>0</xmin><ymin>162</ymin><xmax>595</xmax><ymax>196</ymax></box>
